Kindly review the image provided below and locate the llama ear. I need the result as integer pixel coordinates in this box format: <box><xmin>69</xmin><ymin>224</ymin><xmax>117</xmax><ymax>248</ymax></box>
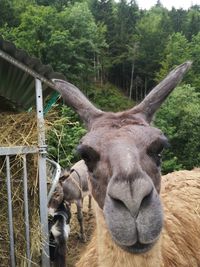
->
<box><xmin>128</xmin><ymin>61</ymin><xmax>192</xmax><ymax>123</ymax></box>
<box><xmin>51</xmin><ymin>79</ymin><xmax>104</xmax><ymax>128</ymax></box>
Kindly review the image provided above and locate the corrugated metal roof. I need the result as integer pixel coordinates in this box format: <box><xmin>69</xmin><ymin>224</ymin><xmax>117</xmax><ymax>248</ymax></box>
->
<box><xmin>0</xmin><ymin>36</ymin><xmax>66</xmax><ymax>112</ymax></box>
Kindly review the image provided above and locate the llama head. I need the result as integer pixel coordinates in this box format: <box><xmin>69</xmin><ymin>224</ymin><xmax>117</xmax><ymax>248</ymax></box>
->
<box><xmin>52</xmin><ymin>61</ymin><xmax>191</xmax><ymax>254</ymax></box>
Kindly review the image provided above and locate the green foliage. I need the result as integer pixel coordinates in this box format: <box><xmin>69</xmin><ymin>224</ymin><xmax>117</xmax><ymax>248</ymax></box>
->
<box><xmin>169</xmin><ymin>8</ymin><xmax>187</xmax><ymax>33</ymax></box>
<box><xmin>0</xmin><ymin>5</ymin><xmax>57</xmax><ymax>58</ymax></box>
<box><xmin>35</xmin><ymin>0</ymin><xmax>70</xmax><ymax>10</ymax></box>
<box><xmin>136</xmin><ymin>7</ymin><xmax>172</xmax><ymax>87</ymax></box>
<box><xmin>54</xmin><ymin>2</ymin><xmax>103</xmax><ymax>82</ymax></box>
<box><xmin>154</xmin><ymin>85</ymin><xmax>200</xmax><ymax>173</ymax></box>
<box><xmin>156</xmin><ymin>32</ymin><xmax>191</xmax><ymax>81</ymax></box>
<box><xmin>185</xmin><ymin>5</ymin><xmax>200</xmax><ymax>40</ymax></box>
<box><xmin>0</xmin><ymin>0</ymin><xmax>18</xmax><ymax>27</ymax></box>
<box><xmin>0</xmin><ymin>2</ymin><xmax>107</xmax><ymax>83</ymax></box>
<box><xmin>47</xmin><ymin>105</ymin><xmax>86</xmax><ymax>168</ymax></box>
<box><xmin>87</xmin><ymin>83</ymin><xmax>134</xmax><ymax>111</ymax></box>
<box><xmin>189</xmin><ymin>32</ymin><xmax>200</xmax><ymax>89</ymax></box>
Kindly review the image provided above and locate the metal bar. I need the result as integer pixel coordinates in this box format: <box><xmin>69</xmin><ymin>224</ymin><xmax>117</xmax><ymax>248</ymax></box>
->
<box><xmin>6</xmin><ymin>155</ymin><xmax>16</xmax><ymax>267</ymax></box>
<box><xmin>22</xmin><ymin>155</ymin><xmax>31</xmax><ymax>266</ymax></box>
<box><xmin>0</xmin><ymin>146</ymin><xmax>38</xmax><ymax>156</ymax></box>
<box><xmin>47</xmin><ymin>158</ymin><xmax>62</xmax><ymax>203</ymax></box>
<box><xmin>35</xmin><ymin>78</ymin><xmax>50</xmax><ymax>267</ymax></box>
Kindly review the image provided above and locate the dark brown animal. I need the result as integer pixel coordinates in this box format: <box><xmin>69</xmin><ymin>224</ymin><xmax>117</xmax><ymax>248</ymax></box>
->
<box><xmin>51</xmin><ymin>62</ymin><xmax>200</xmax><ymax>266</ymax></box>
<box><xmin>48</xmin><ymin>160</ymin><xmax>92</xmax><ymax>242</ymax></box>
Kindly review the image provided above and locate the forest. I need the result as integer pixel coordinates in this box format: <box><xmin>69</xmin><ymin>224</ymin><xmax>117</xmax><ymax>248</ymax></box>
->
<box><xmin>0</xmin><ymin>0</ymin><xmax>200</xmax><ymax>173</ymax></box>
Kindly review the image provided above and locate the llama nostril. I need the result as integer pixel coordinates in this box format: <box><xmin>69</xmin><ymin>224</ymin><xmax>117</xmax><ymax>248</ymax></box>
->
<box><xmin>140</xmin><ymin>188</ymin><xmax>154</xmax><ymax>209</ymax></box>
<box><xmin>110</xmin><ymin>196</ymin><xmax>126</xmax><ymax>209</ymax></box>
<box><xmin>107</xmin><ymin>180</ymin><xmax>154</xmax><ymax>218</ymax></box>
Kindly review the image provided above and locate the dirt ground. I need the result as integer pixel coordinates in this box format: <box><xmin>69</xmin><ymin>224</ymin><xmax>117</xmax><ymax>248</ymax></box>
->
<box><xmin>66</xmin><ymin>198</ymin><xmax>96</xmax><ymax>267</ymax></box>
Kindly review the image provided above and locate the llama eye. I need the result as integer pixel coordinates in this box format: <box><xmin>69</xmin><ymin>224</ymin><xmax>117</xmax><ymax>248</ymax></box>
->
<box><xmin>77</xmin><ymin>144</ymin><xmax>100</xmax><ymax>172</ymax></box>
<box><xmin>147</xmin><ymin>136</ymin><xmax>169</xmax><ymax>167</ymax></box>
<box><xmin>147</xmin><ymin>145</ymin><xmax>164</xmax><ymax>167</ymax></box>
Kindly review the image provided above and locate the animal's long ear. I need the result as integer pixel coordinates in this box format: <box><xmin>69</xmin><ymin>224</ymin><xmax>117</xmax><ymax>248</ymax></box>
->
<box><xmin>51</xmin><ymin>79</ymin><xmax>104</xmax><ymax>128</ymax></box>
<box><xmin>128</xmin><ymin>61</ymin><xmax>192</xmax><ymax>123</ymax></box>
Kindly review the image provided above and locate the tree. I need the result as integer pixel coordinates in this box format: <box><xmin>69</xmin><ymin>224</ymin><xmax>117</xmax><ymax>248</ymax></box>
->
<box><xmin>155</xmin><ymin>85</ymin><xmax>200</xmax><ymax>173</ymax></box>
<box><xmin>189</xmin><ymin>32</ymin><xmax>200</xmax><ymax>89</ymax></box>
<box><xmin>0</xmin><ymin>2</ymin><xmax>107</xmax><ymax>84</ymax></box>
<box><xmin>169</xmin><ymin>7</ymin><xmax>187</xmax><ymax>33</ymax></box>
<box><xmin>0</xmin><ymin>5</ymin><xmax>57</xmax><ymax>58</ymax></box>
<box><xmin>89</xmin><ymin>0</ymin><xmax>115</xmax><ymax>44</ymax></box>
<box><xmin>108</xmin><ymin>0</ymin><xmax>140</xmax><ymax>90</ymax></box>
<box><xmin>0</xmin><ymin>0</ymin><xmax>18</xmax><ymax>27</ymax></box>
<box><xmin>51</xmin><ymin>2</ymin><xmax>107</xmax><ymax>83</ymax></box>
<box><xmin>185</xmin><ymin>5</ymin><xmax>200</xmax><ymax>40</ymax></box>
<box><xmin>156</xmin><ymin>32</ymin><xmax>191</xmax><ymax>81</ymax></box>
<box><xmin>135</xmin><ymin>6</ymin><xmax>172</xmax><ymax>98</ymax></box>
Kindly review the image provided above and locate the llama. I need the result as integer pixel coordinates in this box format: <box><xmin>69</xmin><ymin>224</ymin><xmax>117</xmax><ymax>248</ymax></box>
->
<box><xmin>49</xmin><ymin>200</ymin><xmax>71</xmax><ymax>267</ymax></box>
<box><xmin>51</xmin><ymin>61</ymin><xmax>200</xmax><ymax>266</ymax></box>
<box><xmin>75</xmin><ymin>169</ymin><xmax>200</xmax><ymax>267</ymax></box>
<box><xmin>48</xmin><ymin>160</ymin><xmax>92</xmax><ymax>242</ymax></box>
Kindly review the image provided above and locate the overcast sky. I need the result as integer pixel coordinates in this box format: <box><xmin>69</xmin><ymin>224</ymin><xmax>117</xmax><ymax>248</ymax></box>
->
<box><xmin>136</xmin><ymin>0</ymin><xmax>200</xmax><ymax>10</ymax></box>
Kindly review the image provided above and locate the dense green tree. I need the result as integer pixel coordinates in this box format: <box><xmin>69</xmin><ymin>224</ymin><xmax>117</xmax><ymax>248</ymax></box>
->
<box><xmin>53</xmin><ymin>2</ymin><xmax>107</xmax><ymax>83</ymax></box>
<box><xmin>0</xmin><ymin>0</ymin><xmax>18</xmax><ymax>27</ymax></box>
<box><xmin>169</xmin><ymin>8</ymin><xmax>187</xmax><ymax>33</ymax></box>
<box><xmin>185</xmin><ymin>5</ymin><xmax>200</xmax><ymax>40</ymax></box>
<box><xmin>36</xmin><ymin>0</ymin><xmax>68</xmax><ymax>5</ymax></box>
<box><xmin>156</xmin><ymin>32</ymin><xmax>191</xmax><ymax>81</ymax></box>
<box><xmin>0</xmin><ymin>2</ymin><xmax>107</xmax><ymax>83</ymax></box>
<box><xmin>108</xmin><ymin>0</ymin><xmax>140</xmax><ymax>90</ymax></box>
<box><xmin>0</xmin><ymin>5</ymin><xmax>57</xmax><ymax>58</ymax></box>
<box><xmin>89</xmin><ymin>0</ymin><xmax>115</xmax><ymax>43</ymax></box>
<box><xmin>135</xmin><ymin>6</ymin><xmax>172</xmax><ymax>98</ymax></box>
<box><xmin>189</xmin><ymin>32</ymin><xmax>200</xmax><ymax>89</ymax></box>
<box><xmin>155</xmin><ymin>85</ymin><xmax>200</xmax><ymax>173</ymax></box>
<box><xmin>88</xmin><ymin>0</ymin><xmax>116</xmax><ymax>82</ymax></box>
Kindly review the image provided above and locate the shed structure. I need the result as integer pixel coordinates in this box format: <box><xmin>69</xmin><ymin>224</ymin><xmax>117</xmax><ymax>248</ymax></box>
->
<box><xmin>0</xmin><ymin>37</ymin><xmax>64</xmax><ymax>267</ymax></box>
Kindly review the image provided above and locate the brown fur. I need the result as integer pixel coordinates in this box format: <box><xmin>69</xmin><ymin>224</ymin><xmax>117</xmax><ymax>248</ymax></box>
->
<box><xmin>76</xmin><ymin>169</ymin><xmax>200</xmax><ymax>267</ymax></box>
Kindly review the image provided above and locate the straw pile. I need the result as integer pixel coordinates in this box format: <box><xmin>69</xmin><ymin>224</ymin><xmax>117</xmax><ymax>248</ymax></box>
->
<box><xmin>0</xmin><ymin>112</ymin><xmax>38</xmax><ymax>146</ymax></box>
<box><xmin>0</xmin><ymin>111</ymin><xmax>43</xmax><ymax>266</ymax></box>
<box><xmin>0</xmin><ymin>110</ymin><xmax>64</xmax><ymax>266</ymax></box>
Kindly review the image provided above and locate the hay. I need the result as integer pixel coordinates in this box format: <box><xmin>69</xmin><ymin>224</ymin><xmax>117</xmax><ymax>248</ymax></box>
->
<box><xmin>0</xmin><ymin>110</ymin><xmax>59</xmax><ymax>147</ymax></box>
<box><xmin>0</xmin><ymin>112</ymin><xmax>38</xmax><ymax>146</ymax></box>
<box><xmin>0</xmin><ymin>111</ymin><xmax>50</xmax><ymax>266</ymax></box>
